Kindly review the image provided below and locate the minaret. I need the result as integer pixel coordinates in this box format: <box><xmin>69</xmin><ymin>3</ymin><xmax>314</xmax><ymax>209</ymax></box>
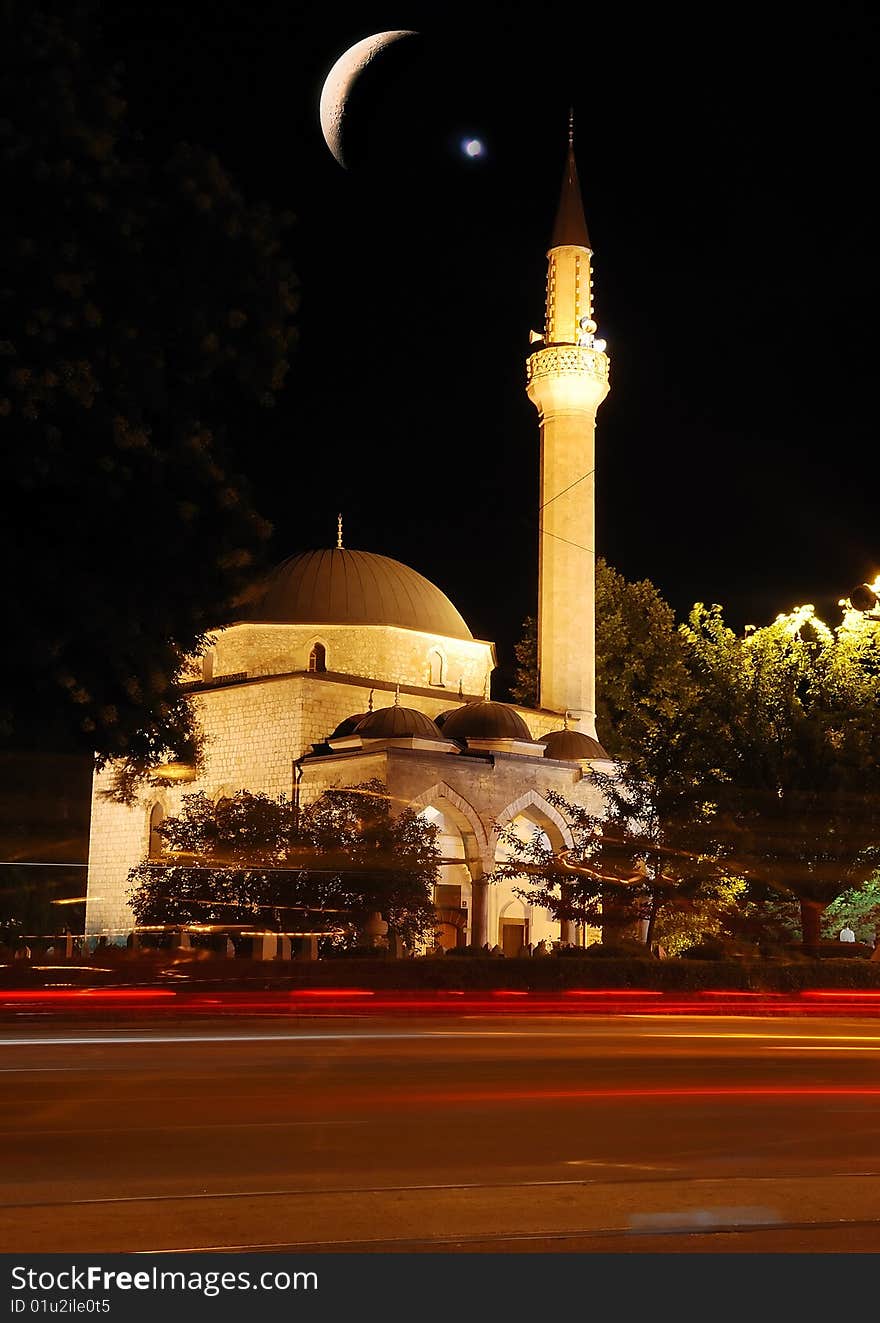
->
<box><xmin>526</xmin><ymin>115</ymin><xmax>610</xmax><ymax>738</ymax></box>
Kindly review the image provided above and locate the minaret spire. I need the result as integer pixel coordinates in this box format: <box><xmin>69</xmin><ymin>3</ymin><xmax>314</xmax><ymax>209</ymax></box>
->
<box><xmin>526</xmin><ymin>120</ymin><xmax>610</xmax><ymax>739</ymax></box>
<box><xmin>336</xmin><ymin>512</ymin><xmax>343</xmax><ymax>549</ymax></box>
<box><xmin>550</xmin><ymin>111</ymin><xmax>591</xmax><ymax>254</ymax></box>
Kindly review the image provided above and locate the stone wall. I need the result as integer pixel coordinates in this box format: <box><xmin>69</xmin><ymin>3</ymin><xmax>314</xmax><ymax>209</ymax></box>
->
<box><xmin>86</xmin><ymin>660</ymin><xmax>612</xmax><ymax>939</ymax></box>
<box><xmin>300</xmin><ymin>745</ymin><xmax>608</xmax><ymax>950</ymax></box>
<box><xmin>205</xmin><ymin>622</ymin><xmax>494</xmax><ymax>695</ymax></box>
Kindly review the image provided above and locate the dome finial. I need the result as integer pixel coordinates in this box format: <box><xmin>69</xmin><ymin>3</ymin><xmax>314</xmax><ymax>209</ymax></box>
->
<box><xmin>563</xmin><ymin>709</ymin><xmax>570</xmax><ymax>730</ymax></box>
<box><xmin>336</xmin><ymin>512</ymin><xmax>343</xmax><ymax>549</ymax></box>
<box><xmin>394</xmin><ymin>682</ymin><xmax>400</xmax><ymax>706</ymax></box>
<box><xmin>568</xmin><ymin>106</ymin><xmax>574</xmax><ymax>146</ymax></box>
<box><xmin>458</xmin><ymin>676</ymin><xmax>464</xmax><ymax>699</ymax></box>
<box><xmin>368</xmin><ymin>688</ymin><xmax>374</xmax><ymax>712</ymax></box>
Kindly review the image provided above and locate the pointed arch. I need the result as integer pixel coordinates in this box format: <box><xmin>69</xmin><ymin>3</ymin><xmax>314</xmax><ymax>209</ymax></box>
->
<box><xmin>428</xmin><ymin>646</ymin><xmax>447</xmax><ymax>687</ymax></box>
<box><xmin>308</xmin><ymin>640</ymin><xmax>327</xmax><ymax>673</ymax></box>
<box><xmin>408</xmin><ymin>781</ymin><xmax>490</xmax><ymax>861</ymax></box>
<box><xmin>494</xmin><ymin>789</ymin><xmax>574</xmax><ymax>851</ymax></box>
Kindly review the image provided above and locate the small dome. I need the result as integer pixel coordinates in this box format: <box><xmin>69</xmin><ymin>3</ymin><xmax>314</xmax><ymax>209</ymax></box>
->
<box><xmin>244</xmin><ymin>548</ymin><xmax>473</xmax><ymax>640</ymax></box>
<box><xmin>328</xmin><ymin>712</ymin><xmax>369</xmax><ymax>740</ymax></box>
<box><xmin>441</xmin><ymin>701</ymin><xmax>532</xmax><ymax>742</ymax></box>
<box><xmin>541</xmin><ymin>729</ymin><xmax>610</xmax><ymax>761</ymax></box>
<box><xmin>434</xmin><ymin>708</ymin><xmax>460</xmax><ymax>729</ymax></box>
<box><xmin>355</xmin><ymin>705</ymin><xmax>443</xmax><ymax>740</ymax></box>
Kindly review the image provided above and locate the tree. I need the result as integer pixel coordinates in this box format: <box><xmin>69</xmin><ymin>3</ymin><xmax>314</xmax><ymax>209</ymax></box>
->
<box><xmin>822</xmin><ymin>874</ymin><xmax>880</xmax><ymax>945</ymax></box>
<box><xmin>507</xmin><ymin>563</ymin><xmax>736</xmax><ymax>944</ymax></box>
<box><xmin>0</xmin><ymin>5</ymin><xmax>297</xmax><ymax>765</ymax></box>
<box><xmin>127</xmin><ymin>780</ymin><xmax>439</xmax><ymax>950</ymax></box>
<box><xmin>493</xmin><ymin>766</ymin><xmax>731</xmax><ymax>949</ymax></box>
<box><xmin>510</xmin><ymin>566</ymin><xmax>880</xmax><ymax>953</ymax></box>
<box><xmin>510</xmin><ymin>615</ymin><xmax>538</xmax><ymax>707</ymax></box>
<box><xmin>491</xmin><ymin>789</ymin><xmax>639</xmax><ymax>939</ymax></box>
<box><xmin>511</xmin><ymin>559</ymin><xmax>700</xmax><ymax>759</ymax></box>
<box><xmin>681</xmin><ymin>603</ymin><xmax>880</xmax><ymax>949</ymax></box>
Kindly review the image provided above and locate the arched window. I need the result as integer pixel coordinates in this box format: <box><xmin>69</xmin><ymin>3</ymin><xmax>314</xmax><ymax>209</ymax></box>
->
<box><xmin>148</xmin><ymin>804</ymin><xmax>165</xmax><ymax>859</ymax></box>
<box><xmin>308</xmin><ymin>642</ymin><xmax>327</xmax><ymax>673</ymax></box>
<box><xmin>429</xmin><ymin>649</ymin><xmax>445</xmax><ymax>686</ymax></box>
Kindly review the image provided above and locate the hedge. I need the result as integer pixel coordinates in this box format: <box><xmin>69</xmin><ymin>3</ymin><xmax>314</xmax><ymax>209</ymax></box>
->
<box><xmin>3</xmin><ymin>953</ymin><xmax>880</xmax><ymax>992</ymax></box>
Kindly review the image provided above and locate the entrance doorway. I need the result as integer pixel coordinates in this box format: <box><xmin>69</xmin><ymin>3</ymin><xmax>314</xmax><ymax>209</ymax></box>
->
<box><xmin>501</xmin><ymin>919</ymin><xmax>527</xmax><ymax>957</ymax></box>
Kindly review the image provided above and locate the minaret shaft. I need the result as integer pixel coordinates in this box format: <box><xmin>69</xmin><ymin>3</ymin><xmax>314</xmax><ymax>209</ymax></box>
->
<box><xmin>526</xmin><ymin>137</ymin><xmax>609</xmax><ymax>739</ymax></box>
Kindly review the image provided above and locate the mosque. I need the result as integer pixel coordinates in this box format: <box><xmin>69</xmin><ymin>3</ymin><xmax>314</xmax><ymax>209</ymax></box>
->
<box><xmin>85</xmin><ymin>131</ymin><xmax>615</xmax><ymax>955</ymax></box>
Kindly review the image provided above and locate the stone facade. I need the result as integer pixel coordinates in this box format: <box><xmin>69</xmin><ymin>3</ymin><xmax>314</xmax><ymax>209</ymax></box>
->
<box><xmin>301</xmin><ymin>744</ymin><xmax>607</xmax><ymax>950</ymax></box>
<box><xmin>205</xmin><ymin>620</ymin><xmax>495</xmax><ymax>696</ymax></box>
<box><xmin>85</xmin><ymin>656</ymin><xmax>608</xmax><ymax>943</ymax></box>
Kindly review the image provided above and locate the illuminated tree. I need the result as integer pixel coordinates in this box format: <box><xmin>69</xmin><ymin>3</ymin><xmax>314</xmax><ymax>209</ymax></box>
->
<box><xmin>681</xmin><ymin>604</ymin><xmax>880</xmax><ymax>949</ymax></box>
<box><xmin>127</xmin><ymin>780</ymin><xmax>439</xmax><ymax>949</ymax></box>
<box><xmin>493</xmin><ymin>762</ymin><xmax>728</xmax><ymax>948</ymax></box>
<box><xmin>821</xmin><ymin>874</ymin><xmax>880</xmax><ymax>944</ymax></box>
<box><xmin>0</xmin><ymin>5</ymin><xmax>297</xmax><ymax>765</ymax></box>
<box><xmin>509</xmin><ymin>575</ymin><xmax>880</xmax><ymax>953</ymax></box>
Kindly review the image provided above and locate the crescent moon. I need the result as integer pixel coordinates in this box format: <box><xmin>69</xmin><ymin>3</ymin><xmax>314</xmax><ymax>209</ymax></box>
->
<box><xmin>319</xmin><ymin>30</ymin><xmax>417</xmax><ymax>168</ymax></box>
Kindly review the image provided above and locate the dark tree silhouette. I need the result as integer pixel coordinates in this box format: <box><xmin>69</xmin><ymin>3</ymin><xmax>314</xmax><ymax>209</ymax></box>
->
<box><xmin>127</xmin><ymin>780</ymin><xmax>439</xmax><ymax>949</ymax></box>
<box><xmin>0</xmin><ymin>4</ymin><xmax>297</xmax><ymax>766</ymax></box>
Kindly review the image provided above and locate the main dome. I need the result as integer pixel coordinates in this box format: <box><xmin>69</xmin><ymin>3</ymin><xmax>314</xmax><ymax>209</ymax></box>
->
<box><xmin>244</xmin><ymin>548</ymin><xmax>473</xmax><ymax>640</ymax></box>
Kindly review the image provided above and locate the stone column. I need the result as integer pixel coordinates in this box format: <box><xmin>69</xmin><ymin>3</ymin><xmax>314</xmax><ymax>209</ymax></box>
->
<box><xmin>297</xmin><ymin>935</ymin><xmax>319</xmax><ymax>961</ymax></box>
<box><xmin>255</xmin><ymin>933</ymin><xmax>277</xmax><ymax>960</ymax></box>
<box><xmin>470</xmin><ymin>874</ymin><xmax>489</xmax><ymax>949</ymax></box>
<box><xmin>559</xmin><ymin>882</ymin><xmax>576</xmax><ymax>945</ymax></box>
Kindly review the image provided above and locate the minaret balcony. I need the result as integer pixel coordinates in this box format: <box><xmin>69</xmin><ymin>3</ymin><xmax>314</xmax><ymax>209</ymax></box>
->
<box><xmin>526</xmin><ymin>344</ymin><xmax>609</xmax><ymax>389</ymax></box>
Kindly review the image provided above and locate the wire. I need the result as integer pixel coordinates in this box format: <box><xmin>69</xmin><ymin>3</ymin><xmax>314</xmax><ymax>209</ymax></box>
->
<box><xmin>539</xmin><ymin>467</ymin><xmax>595</xmax><ymax>512</ymax></box>
<box><xmin>536</xmin><ymin>525</ymin><xmax>594</xmax><ymax>555</ymax></box>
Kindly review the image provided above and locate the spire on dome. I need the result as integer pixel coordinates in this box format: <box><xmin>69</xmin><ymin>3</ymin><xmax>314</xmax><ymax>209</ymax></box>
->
<box><xmin>336</xmin><ymin>512</ymin><xmax>344</xmax><ymax>549</ymax></box>
<box><xmin>550</xmin><ymin>111</ymin><xmax>591</xmax><ymax>251</ymax></box>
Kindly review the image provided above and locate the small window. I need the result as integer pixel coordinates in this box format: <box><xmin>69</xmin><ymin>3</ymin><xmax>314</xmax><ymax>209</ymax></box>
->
<box><xmin>148</xmin><ymin>804</ymin><xmax>165</xmax><ymax>859</ymax></box>
<box><xmin>429</xmin><ymin>649</ymin><xmax>445</xmax><ymax>686</ymax></box>
<box><xmin>308</xmin><ymin>643</ymin><xmax>327</xmax><ymax>673</ymax></box>
<box><xmin>202</xmin><ymin>651</ymin><xmax>215</xmax><ymax>682</ymax></box>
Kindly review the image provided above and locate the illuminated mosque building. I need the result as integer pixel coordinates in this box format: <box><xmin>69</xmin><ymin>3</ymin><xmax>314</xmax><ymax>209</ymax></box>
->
<box><xmin>85</xmin><ymin>133</ymin><xmax>615</xmax><ymax>954</ymax></box>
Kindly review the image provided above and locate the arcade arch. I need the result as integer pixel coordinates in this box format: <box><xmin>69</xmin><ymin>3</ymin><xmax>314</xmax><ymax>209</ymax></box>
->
<box><xmin>493</xmin><ymin>790</ymin><xmax>577</xmax><ymax>951</ymax></box>
<box><xmin>409</xmin><ymin>783</ymin><xmax>489</xmax><ymax>950</ymax></box>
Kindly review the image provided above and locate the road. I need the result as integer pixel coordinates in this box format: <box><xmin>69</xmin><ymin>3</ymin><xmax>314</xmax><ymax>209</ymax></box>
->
<box><xmin>2</xmin><ymin>1012</ymin><xmax>880</xmax><ymax>1253</ymax></box>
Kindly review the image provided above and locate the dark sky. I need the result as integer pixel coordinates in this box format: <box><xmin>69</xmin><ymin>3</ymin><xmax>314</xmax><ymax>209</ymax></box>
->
<box><xmin>102</xmin><ymin>0</ymin><xmax>877</xmax><ymax>690</ymax></box>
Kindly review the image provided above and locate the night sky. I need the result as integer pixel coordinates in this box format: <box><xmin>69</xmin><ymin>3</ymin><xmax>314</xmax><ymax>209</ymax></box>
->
<box><xmin>102</xmin><ymin>0</ymin><xmax>877</xmax><ymax>692</ymax></box>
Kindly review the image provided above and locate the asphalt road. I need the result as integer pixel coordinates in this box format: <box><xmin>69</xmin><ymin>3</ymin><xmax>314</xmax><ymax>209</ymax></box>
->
<box><xmin>2</xmin><ymin>1012</ymin><xmax>880</xmax><ymax>1253</ymax></box>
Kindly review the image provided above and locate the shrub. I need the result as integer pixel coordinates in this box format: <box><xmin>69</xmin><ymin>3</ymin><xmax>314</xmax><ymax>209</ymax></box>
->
<box><xmin>583</xmin><ymin>940</ymin><xmax>653</xmax><ymax>959</ymax></box>
<box><xmin>807</xmin><ymin>941</ymin><xmax>873</xmax><ymax>960</ymax></box>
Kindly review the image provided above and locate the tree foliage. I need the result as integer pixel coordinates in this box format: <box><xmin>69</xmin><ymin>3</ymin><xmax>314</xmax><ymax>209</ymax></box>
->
<box><xmin>510</xmin><ymin>615</ymin><xmax>538</xmax><ymax>707</ymax></box>
<box><xmin>511</xmin><ymin>559</ymin><xmax>699</xmax><ymax>759</ymax></box>
<box><xmin>821</xmin><ymin>875</ymin><xmax>880</xmax><ymax>944</ymax></box>
<box><xmin>491</xmin><ymin>788</ymin><xmax>630</xmax><ymax>935</ymax></box>
<box><xmin>0</xmin><ymin>4</ymin><xmax>298</xmax><ymax>763</ymax></box>
<box><xmin>681</xmin><ymin>604</ymin><xmax>880</xmax><ymax>946</ymax></box>
<box><xmin>509</xmin><ymin>563</ymin><xmax>880</xmax><ymax>951</ymax></box>
<box><xmin>127</xmin><ymin>780</ymin><xmax>439</xmax><ymax>949</ymax></box>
